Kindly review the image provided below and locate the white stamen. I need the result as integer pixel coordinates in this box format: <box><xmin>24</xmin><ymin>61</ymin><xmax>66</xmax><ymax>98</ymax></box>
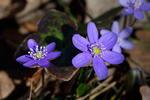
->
<box><xmin>30</xmin><ymin>48</ymin><xmax>34</xmax><ymax>52</ymax></box>
<box><xmin>40</xmin><ymin>46</ymin><xmax>43</xmax><ymax>50</ymax></box>
<box><xmin>28</xmin><ymin>45</ymin><xmax>48</xmax><ymax>60</ymax></box>
<box><xmin>88</xmin><ymin>43</ymin><xmax>106</xmax><ymax>57</ymax></box>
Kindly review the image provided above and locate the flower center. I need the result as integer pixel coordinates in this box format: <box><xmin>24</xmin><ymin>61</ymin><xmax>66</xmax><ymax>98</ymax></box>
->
<box><xmin>117</xmin><ymin>37</ymin><xmax>123</xmax><ymax>43</ymax></box>
<box><xmin>28</xmin><ymin>45</ymin><xmax>48</xmax><ymax>60</ymax></box>
<box><xmin>36</xmin><ymin>51</ymin><xmax>42</xmax><ymax>58</ymax></box>
<box><xmin>134</xmin><ymin>2</ymin><xmax>140</xmax><ymax>9</ymax></box>
<box><xmin>88</xmin><ymin>43</ymin><xmax>105</xmax><ymax>57</ymax></box>
<box><xmin>93</xmin><ymin>47</ymin><xmax>101</xmax><ymax>55</ymax></box>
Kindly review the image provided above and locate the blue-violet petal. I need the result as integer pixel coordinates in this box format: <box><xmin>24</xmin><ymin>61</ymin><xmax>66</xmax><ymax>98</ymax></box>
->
<box><xmin>100</xmin><ymin>29</ymin><xmax>110</xmax><ymax>36</ymax></box>
<box><xmin>141</xmin><ymin>3</ymin><xmax>150</xmax><ymax>11</ymax></box>
<box><xmin>87</xmin><ymin>22</ymin><xmax>99</xmax><ymax>43</ymax></box>
<box><xmin>93</xmin><ymin>57</ymin><xmax>108</xmax><ymax>80</ymax></box>
<box><xmin>16</xmin><ymin>55</ymin><xmax>31</xmax><ymax>63</ymax></box>
<box><xmin>119</xmin><ymin>27</ymin><xmax>133</xmax><ymax>39</ymax></box>
<box><xmin>102</xmin><ymin>51</ymin><xmax>124</xmax><ymax>64</ymax></box>
<box><xmin>120</xmin><ymin>40</ymin><xmax>134</xmax><ymax>50</ymax></box>
<box><xmin>118</xmin><ymin>0</ymin><xmax>129</xmax><ymax>7</ymax></box>
<box><xmin>122</xmin><ymin>7</ymin><xmax>133</xmax><ymax>15</ymax></box>
<box><xmin>111</xmin><ymin>21</ymin><xmax>120</xmax><ymax>34</ymax></box>
<box><xmin>23</xmin><ymin>60</ymin><xmax>37</xmax><ymax>67</ymax></box>
<box><xmin>28</xmin><ymin>39</ymin><xmax>38</xmax><ymax>50</ymax></box>
<box><xmin>112</xmin><ymin>44</ymin><xmax>122</xmax><ymax>53</ymax></box>
<box><xmin>44</xmin><ymin>42</ymin><xmax>56</xmax><ymax>53</ymax></box>
<box><xmin>99</xmin><ymin>32</ymin><xmax>117</xmax><ymax>50</ymax></box>
<box><xmin>72</xmin><ymin>52</ymin><xmax>92</xmax><ymax>68</ymax></box>
<box><xmin>72</xmin><ymin>34</ymin><xmax>89</xmax><ymax>51</ymax></box>
<box><xmin>37</xmin><ymin>59</ymin><xmax>50</xmax><ymax>67</ymax></box>
<box><xmin>46</xmin><ymin>52</ymin><xmax>61</xmax><ymax>60</ymax></box>
<box><xmin>134</xmin><ymin>9</ymin><xmax>144</xmax><ymax>20</ymax></box>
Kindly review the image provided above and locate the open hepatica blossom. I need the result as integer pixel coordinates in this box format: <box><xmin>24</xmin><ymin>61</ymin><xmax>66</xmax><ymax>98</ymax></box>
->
<box><xmin>16</xmin><ymin>39</ymin><xmax>61</xmax><ymax>67</ymax></box>
<box><xmin>100</xmin><ymin>21</ymin><xmax>134</xmax><ymax>53</ymax></box>
<box><xmin>119</xmin><ymin>0</ymin><xmax>150</xmax><ymax>20</ymax></box>
<box><xmin>72</xmin><ymin>22</ymin><xmax>124</xmax><ymax>79</ymax></box>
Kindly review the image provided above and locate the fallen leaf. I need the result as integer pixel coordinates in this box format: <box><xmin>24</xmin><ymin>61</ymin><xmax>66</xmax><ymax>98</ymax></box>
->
<box><xmin>0</xmin><ymin>71</ymin><xmax>15</xmax><ymax>99</ymax></box>
<box><xmin>15</xmin><ymin>10</ymin><xmax>79</xmax><ymax>81</ymax></box>
<box><xmin>127</xmin><ymin>30</ymin><xmax>150</xmax><ymax>75</ymax></box>
<box><xmin>140</xmin><ymin>85</ymin><xmax>150</xmax><ymax>100</ymax></box>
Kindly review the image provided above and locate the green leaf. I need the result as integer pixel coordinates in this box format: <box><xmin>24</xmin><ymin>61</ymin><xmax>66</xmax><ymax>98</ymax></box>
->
<box><xmin>76</xmin><ymin>83</ymin><xmax>88</xmax><ymax>97</ymax></box>
<box><xmin>38</xmin><ymin>10</ymin><xmax>76</xmax><ymax>46</ymax></box>
<box><xmin>40</xmin><ymin>26</ymin><xmax>64</xmax><ymax>41</ymax></box>
<box><xmin>142</xmin><ymin>27</ymin><xmax>150</xmax><ymax>31</ymax></box>
<box><xmin>127</xmin><ymin>69</ymin><xmax>136</xmax><ymax>88</ymax></box>
<box><xmin>128</xmin><ymin>37</ymin><xmax>139</xmax><ymax>41</ymax></box>
<box><xmin>78</xmin><ymin>68</ymin><xmax>84</xmax><ymax>82</ymax></box>
<box><xmin>51</xmin><ymin>98</ymin><xmax>60</xmax><ymax>100</ymax></box>
<box><xmin>140</xmin><ymin>42</ymin><xmax>150</xmax><ymax>47</ymax></box>
<box><xmin>86</xmin><ymin>68</ymin><xmax>93</xmax><ymax>82</ymax></box>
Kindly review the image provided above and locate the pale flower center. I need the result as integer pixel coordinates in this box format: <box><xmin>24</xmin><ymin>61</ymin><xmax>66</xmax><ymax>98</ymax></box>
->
<box><xmin>134</xmin><ymin>2</ymin><xmax>140</xmax><ymax>9</ymax></box>
<box><xmin>88</xmin><ymin>43</ymin><xmax>106</xmax><ymax>57</ymax></box>
<box><xmin>36</xmin><ymin>51</ymin><xmax>42</xmax><ymax>58</ymax></box>
<box><xmin>93</xmin><ymin>47</ymin><xmax>101</xmax><ymax>55</ymax></box>
<box><xmin>117</xmin><ymin>37</ymin><xmax>123</xmax><ymax>43</ymax></box>
<box><xmin>28</xmin><ymin>45</ymin><xmax>48</xmax><ymax>60</ymax></box>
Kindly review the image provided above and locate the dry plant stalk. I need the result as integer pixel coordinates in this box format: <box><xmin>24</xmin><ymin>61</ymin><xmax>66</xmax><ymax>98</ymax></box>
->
<box><xmin>89</xmin><ymin>81</ymin><xmax>116</xmax><ymax>100</ymax></box>
<box><xmin>77</xmin><ymin>76</ymin><xmax>113</xmax><ymax>100</ymax></box>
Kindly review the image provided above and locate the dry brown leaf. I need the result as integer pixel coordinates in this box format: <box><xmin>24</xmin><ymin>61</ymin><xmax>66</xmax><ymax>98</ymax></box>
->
<box><xmin>127</xmin><ymin>30</ymin><xmax>150</xmax><ymax>75</ymax></box>
<box><xmin>15</xmin><ymin>10</ymin><xmax>79</xmax><ymax>81</ymax></box>
<box><xmin>46</xmin><ymin>64</ymin><xmax>79</xmax><ymax>81</ymax></box>
<box><xmin>0</xmin><ymin>71</ymin><xmax>15</xmax><ymax>99</ymax></box>
<box><xmin>140</xmin><ymin>85</ymin><xmax>150</xmax><ymax>100</ymax></box>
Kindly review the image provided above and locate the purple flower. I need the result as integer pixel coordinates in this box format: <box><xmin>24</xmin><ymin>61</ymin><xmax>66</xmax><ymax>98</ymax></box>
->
<box><xmin>100</xmin><ymin>21</ymin><xmax>134</xmax><ymax>53</ymax></box>
<box><xmin>119</xmin><ymin>0</ymin><xmax>150</xmax><ymax>20</ymax></box>
<box><xmin>16</xmin><ymin>39</ymin><xmax>61</xmax><ymax>67</ymax></box>
<box><xmin>72</xmin><ymin>22</ymin><xmax>124</xmax><ymax>80</ymax></box>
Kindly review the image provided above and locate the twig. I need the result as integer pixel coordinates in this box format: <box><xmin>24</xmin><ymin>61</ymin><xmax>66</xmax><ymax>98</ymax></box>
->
<box><xmin>34</xmin><ymin>79</ymin><xmax>42</xmax><ymax>93</ymax></box>
<box><xmin>122</xmin><ymin>16</ymin><xmax>127</xmax><ymax>29</ymax></box>
<box><xmin>87</xmin><ymin>77</ymin><xmax>99</xmax><ymax>86</ymax></box>
<box><xmin>89</xmin><ymin>81</ymin><xmax>117</xmax><ymax>100</ymax></box>
<box><xmin>129</xmin><ymin>16</ymin><xmax>136</xmax><ymax>26</ymax></box>
<box><xmin>27</xmin><ymin>82</ymin><xmax>33</xmax><ymax>100</ymax></box>
<box><xmin>77</xmin><ymin>76</ymin><xmax>113</xmax><ymax>100</ymax></box>
<box><xmin>90</xmin><ymin>76</ymin><xmax>113</xmax><ymax>94</ymax></box>
<box><xmin>145</xmin><ymin>12</ymin><xmax>150</xmax><ymax>23</ymax></box>
<box><xmin>42</xmin><ymin>68</ymin><xmax>45</xmax><ymax>88</ymax></box>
